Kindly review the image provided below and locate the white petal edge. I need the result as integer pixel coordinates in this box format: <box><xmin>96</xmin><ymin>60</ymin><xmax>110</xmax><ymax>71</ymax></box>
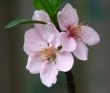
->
<box><xmin>73</xmin><ymin>41</ymin><xmax>88</xmax><ymax>61</ymax></box>
<box><xmin>23</xmin><ymin>42</ymin><xmax>33</xmax><ymax>55</ymax></box>
<box><xmin>26</xmin><ymin>54</ymin><xmax>43</xmax><ymax>74</ymax></box>
<box><xmin>60</xmin><ymin>32</ymin><xmax>76</xmax><ymax>52</ymax></box>
<box><xmin>56</xmin><ymin>51</ymin><xmax>74</xmax><ymax>72</ymax></box>
<box><xmin>40</xmin><ymin>61</ymin><xmax>58</xmax><ymax>87</ymax></box>
<box><xmin>80</xmin><ymin>25</ymin><xmax>100</xmax><ymax>46</ymax></box>
<box><xmin>57</xmin><ymin>3</ymin><xmax>79</xmax><ymax>31</ymax></box>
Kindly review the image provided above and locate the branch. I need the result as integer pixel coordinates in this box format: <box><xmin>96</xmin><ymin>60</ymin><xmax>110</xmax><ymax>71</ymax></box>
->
<box><xmin>65</xmin><ymin>70</ymin><xmax>76</xmax><ymax>93</ymax></box>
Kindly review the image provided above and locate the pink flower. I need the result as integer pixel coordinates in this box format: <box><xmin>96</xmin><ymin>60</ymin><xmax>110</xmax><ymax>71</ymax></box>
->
<box><xmin>57</xmin><ymin>4</ymin><xmax>100</xmax><ymax>61</ymax></box>
<box><xmin>32</xmin><ymin>10</ymin><xmax>76</xmax><ymax>52</ymax></box>
<box><xmin>24</xmin><ymin>11</ymin><xmax>74</xmax><ymax>87</ymax></box>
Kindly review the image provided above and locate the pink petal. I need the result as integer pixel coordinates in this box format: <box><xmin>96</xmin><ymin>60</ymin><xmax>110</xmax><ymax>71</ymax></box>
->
<box><xmin>32</xmin><ymin>10</ymin><xmax>50</xmax><ymax>29</ymax></box>
<box><xmin>80</xmin><ymin>25</ymin><xmax>100</xmax><ymax>46</ymax></box>
<box><xmin>26</xmin><ymin>53</ymin><xmax>43</xmax><ymax>74</ymax></box>
<box><xmin>56</xmin><ymin>51</ymin><xmax>74</xmax><ymax>72</ymax></box>
<box><xmin>24</xmin><ymin>28</ymin><xmax>47</xmax><ymax>52</ymax></box>
<box><xmin>32</xmin><ymin>10</ymin><xmax>50</xmax><ymax>24</ymax></box>
<box><xmin>54</xmin><ymin>33</ymin><xmax>62</xmax><ymax>48</ymax></box>
<box><xmin>35</xmin><ymin>23</ymin><xmax>59</xmax><ymax>46</ymax></box>
<box><xmin>23</xmin><ymin>43</ymin><xmax>33</xmax><ymax>55</ymax></box>
<box><xmin>60</xmin><ymin>32</ymin><xmax>76</xmax><ymax>52</ymax></box>
<box><xmin>57</xmin><ymin>3</ymin><xmax>79</xmax><ymax>31</ymax></box>
<box><xmin>73</xmin><ymin>41</ymin><xmax>88</xmax><ymax>61</ymax></box>
<box><xmin>40</xmin><ymin>61</ymin><xmax>58</xmax><ymax>87</ymax></box>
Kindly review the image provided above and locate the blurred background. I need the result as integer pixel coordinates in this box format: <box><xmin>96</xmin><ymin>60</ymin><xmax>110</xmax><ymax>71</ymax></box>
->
<box><xmin>0</xmin><ymin>0</ymin><xmax>110</xmax><ymax>93</ymax></box>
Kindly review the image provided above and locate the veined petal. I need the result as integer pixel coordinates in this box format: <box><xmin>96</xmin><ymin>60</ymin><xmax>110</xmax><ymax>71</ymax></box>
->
<box><xmin>24</xmin><ymin>28</ymin><xmax>47</xmax><ymax>52</ymax></box>
<box><xmin>44</xmin><ymin>24</ymin><xmax>59</xmax><ymax>45</ymax></box>
<box><xmin>56</xmin><ymin>51</ymin><xmax>74</xmax><ymax>72</ymax></box>
<box><xmin>73</xmin><ymin>41</ymin><xmax>88</xmax><ymax>61</ymax></box>
<box><xmin>80</xmin><ymin>25</ymin><xmax>100</xmax><ymax>46</ymax></box>
<box><xmin>36</xmin><ymin>23</ymin><xmax>59</xmax><ymax>46</ymax></box>
<box><xmin>40</xmin><ymin>61</ymin><xmax>58</xmax><ymax>87</ymax></box>
<box><xmin>26</xmin><ymin>53</ymin><xmax>43</xmax><ymax>74</ymax></box>
<box><xmin>57</xmin><ymin>3</ymin><xmax>79</xmax><ymax>31</ymax></box>
<box><xmin>60</xmin><ymin>32</ymin><xmax>76</xmax><ymax>52</ymax></box>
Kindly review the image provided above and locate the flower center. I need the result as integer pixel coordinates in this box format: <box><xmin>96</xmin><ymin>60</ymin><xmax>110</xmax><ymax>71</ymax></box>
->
<box><xmin>40</xmin><ymin>47</ymin><xmax>58</xmax><ymax>61</ymax></box>
<box><xmin>67</xmin><ymin>25</ymin><xmax>81</xmax><ymax>39</ymax></box>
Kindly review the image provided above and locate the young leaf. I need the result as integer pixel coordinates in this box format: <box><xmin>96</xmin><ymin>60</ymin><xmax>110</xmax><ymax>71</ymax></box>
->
<box><xmin>33</xmin><ymin>0</ymin><xmax>63</xmax><ymax>21</ymax></box>
<box><xmin>48</xmin><ymin>0</ymin><xmax>63</xmax><ymax>15</ymax></box>
<box><xmin>5</xmin><ymin>19</ymin><xmax>46</xmax><ymax>29</ymax></box>
<box><xmin>33</xmin><ymin>0</ymin><xmax>46</xmax><ymax>11</ymax></box>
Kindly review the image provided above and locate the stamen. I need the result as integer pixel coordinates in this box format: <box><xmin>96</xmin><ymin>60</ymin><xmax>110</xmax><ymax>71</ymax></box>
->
<box><xmin>67</xmin><ymin>22</ymin><xmax>84</xmax><ymax>39</ymax></box>
<box><xmin>40</xmin><ymin>47</ymin><xmax>58</xmax><ymax>61</ymax></box>
<box><xmin>79</xmin><ymin>21</ymin><xmax>85</xmax><ymax>27</ymax></box>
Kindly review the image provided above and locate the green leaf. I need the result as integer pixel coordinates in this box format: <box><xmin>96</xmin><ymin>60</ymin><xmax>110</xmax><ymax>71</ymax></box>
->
<box><xmin>50</xmin><ymin>0</ymin><xmax>63</xmax><ymax>15</ymax></box>
<box><xmin>33</xmin><ymin>0</ymin><xmax>46</xmax><ymax>11</ymax></box>
<box><xmin>33</xmin><ymin>0</ymin><xmax>63</xmax><ymax>22</ymax></box>
<box><xmin>5</xmin><ymin>19</ymin><xmax>46</xmax><ymax>29</ymax></box>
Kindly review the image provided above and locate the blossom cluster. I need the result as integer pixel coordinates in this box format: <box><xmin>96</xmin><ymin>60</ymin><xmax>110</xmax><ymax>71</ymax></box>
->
<box><xmin>24</xmin><ymin>4</ymin><xmax>100</xmax><ymax>87</ymax></box>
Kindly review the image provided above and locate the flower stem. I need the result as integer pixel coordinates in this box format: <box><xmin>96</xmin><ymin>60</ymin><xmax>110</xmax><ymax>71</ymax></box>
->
<box><xmin>65</xmin><ymin>70</ymin><xmax>76</xmax><ymax>93</ymax></box>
